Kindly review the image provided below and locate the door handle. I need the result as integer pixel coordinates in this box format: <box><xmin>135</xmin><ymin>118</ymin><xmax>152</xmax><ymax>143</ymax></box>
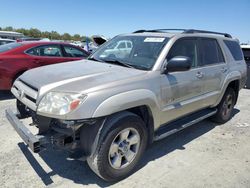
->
<box><xmin>196</xmin><ymin>71</ymin><xmax>204</xmax><ymax>78</ymax></box>
<box><xmin>221</xmin><ymin>67</ymin><xmax>228</xmax><ymax>73</ymax></box>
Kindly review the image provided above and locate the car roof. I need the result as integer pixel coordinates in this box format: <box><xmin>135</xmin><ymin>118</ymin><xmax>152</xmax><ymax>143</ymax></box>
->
<box><xmin>0</xmin><ymin>38</ymin><xmax>15</xmax><ymax>41</ymax></box>
<box><xmin>19</xmin><ymin>41</ymin><xmax>73</xmax><ymax>46</ymax></box>
<box><xmin>241</xmin><ymin>45</ymin><xmax>250</xmax><ymax>49</ymax></box>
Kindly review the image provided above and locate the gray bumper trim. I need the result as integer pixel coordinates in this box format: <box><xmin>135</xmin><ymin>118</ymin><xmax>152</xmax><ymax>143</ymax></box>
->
<box><xmin>6</xmin><ymin>109</ymin><xmax>45</xmax><ymax>153</ymax></box>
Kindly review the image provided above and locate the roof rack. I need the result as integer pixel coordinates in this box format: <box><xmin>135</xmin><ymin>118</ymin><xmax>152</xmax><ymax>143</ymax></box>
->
<box><xmin>133</xmin><ymin>29</ymin><xmax>187</xmax><ymax>33</ymax></box>
<box><xmin>184</xmin><ymin>29</ymin><xmax>232</xmax><ymax>38</ymax></box>
<box><xmin>133</xmin><ymin>29</ymin><xmax>232</xmax><ymax>38</ymax></box>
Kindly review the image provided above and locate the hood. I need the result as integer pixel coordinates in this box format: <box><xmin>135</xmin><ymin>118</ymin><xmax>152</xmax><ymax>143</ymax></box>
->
<box><xmin>19</xmin><ymin>60</ymin><xmax>146</xmax><ymax>94</ymax></box>
<box><xmin>92</xmin><ymin>35</ymin><xmax>108</xmax><ymax>46</ymax></box>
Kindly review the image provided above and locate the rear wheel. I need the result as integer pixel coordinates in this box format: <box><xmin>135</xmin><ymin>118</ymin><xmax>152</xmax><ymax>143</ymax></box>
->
<box><xmin>212</xmin><ymin>87</ymin><xmax>236</xmax><ymax>123</ymax></box>
<box><xmin>87</xmin><ymin>112</ymin><xmax>148</xmax><ymax>182</ymax></box>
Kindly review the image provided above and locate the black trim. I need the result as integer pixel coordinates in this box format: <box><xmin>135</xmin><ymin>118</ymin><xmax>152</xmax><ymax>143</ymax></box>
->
<box><xmin>155</xmin><ymin>108</ymin><xmax>217</xmax><ymax>137</ymax></box>
<box><xmin>18</xmin><ymin>78</ymin><xmax>38</xmax><ymax>91</ymax></box>
<box><xmin>133</xmin><ymin>29</ymin><xmax>232</xmax><ymax>38</ymax></box>
<box><xmin>6</xmin><ymin>109</ymin><xmax>45</xmax><ymax>153</ymax></box>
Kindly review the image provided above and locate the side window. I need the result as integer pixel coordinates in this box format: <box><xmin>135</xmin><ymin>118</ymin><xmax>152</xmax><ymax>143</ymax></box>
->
<box><xmin>224</xmin><ymin>40</ymin><xmax>244</xmax><ymax>61</ymax></box>
<box><xmin>26</xmin><ymin>45</ymin><xmax>63</xmax><ymax>57</ymax></box>
<box><xmin>199</xmin><ymin>38</ymin><xmax>225</xmax><ymax>66</ymax></box>
<box><xmin>127</xmin><ymin>42</ymin><xmax>132</xmax><ymax>48</ymax></box>
<box><xmin>63</xmin><ymin>46</ymin><xmax>88</xmax><ymax>57</ymax></box>
<box><xmin>117</xmin><ymin>42</ymin><xmax>126</xmax><ymax>49</ymax></box>
<box><xmin>167</xmin><ymin>38</ymin><xmax>198</xmax><ymax>67</ymax></box>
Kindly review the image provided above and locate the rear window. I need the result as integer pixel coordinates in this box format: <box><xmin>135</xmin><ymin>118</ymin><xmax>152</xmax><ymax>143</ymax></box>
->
<box><xmin>200</xmin><ymin>38</ymin><xmax>225</xmax><ymax>66</ymax></box>
<box><xmin>0</xmin><ymin>42</ymin><xmax>22</xmax><ymax>53</ymax></box>
<box><xmin>224</xmin><ymin>40</ymin><xmax>243</xmax><ymax>61</ymax></box>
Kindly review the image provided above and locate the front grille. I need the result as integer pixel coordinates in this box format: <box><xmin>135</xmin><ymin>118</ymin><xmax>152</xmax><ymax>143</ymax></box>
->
<box><xmin>26</xmin><ymin>95</ymin><xmax>37</xmax><ymax>103</ymax></box>
<box><xmin>19</xmin><ymin>79</ymin><xmax>38</xmax><ymax>92</ymax></box>
<box><xmin>11</xmin><ymin>79</ymin><xmax>38</xmax><ymax>111</ymax></box>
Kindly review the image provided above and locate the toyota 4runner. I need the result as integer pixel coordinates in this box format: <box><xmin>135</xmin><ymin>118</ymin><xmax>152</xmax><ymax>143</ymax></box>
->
<box><xmin>6</xmin><ymin>29</ymin><xmax>247</xmax><ymax>182</ymax></box>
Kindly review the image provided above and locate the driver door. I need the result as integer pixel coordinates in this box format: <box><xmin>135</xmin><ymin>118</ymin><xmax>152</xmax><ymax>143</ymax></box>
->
<box><xmin>160</xmin><ymin>37</ymin><xmax>205</xmax><ymax>125</ymax></box>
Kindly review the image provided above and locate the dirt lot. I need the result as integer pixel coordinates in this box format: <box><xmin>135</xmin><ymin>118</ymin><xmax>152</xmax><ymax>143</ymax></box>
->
<box><xmin>0</xmin><ymin>90</ymin><xmax>250</xmax><ymax>188</ymax></box>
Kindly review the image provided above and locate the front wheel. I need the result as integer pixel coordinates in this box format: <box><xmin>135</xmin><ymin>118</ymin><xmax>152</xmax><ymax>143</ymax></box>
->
<box><xmin>212</xmin><ymin>87</ymin><xmax>236</xmax><ymax>123</ymax></box>
<box><xmin>87</xmin><ymin>112</ymin><xmax>148</xmax><ymax>182</ymax></box>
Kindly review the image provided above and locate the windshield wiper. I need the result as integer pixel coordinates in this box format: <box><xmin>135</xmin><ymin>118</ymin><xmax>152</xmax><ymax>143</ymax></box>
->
<box><xmin>102</xmin><ymin>59</ymin><xmax>135</xmax><ymax>69</ymax></box>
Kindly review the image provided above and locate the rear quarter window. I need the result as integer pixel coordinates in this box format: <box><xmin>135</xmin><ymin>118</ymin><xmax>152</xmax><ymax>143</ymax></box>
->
<box><xmin>0</xmin><ymin>42</ymin><xmax>22</xmax><ymax>53</ymax></box>
<box><xmin>224</xmin><ymin>40</ymin><xmax>243</xmax><ymax>61</ymax></box>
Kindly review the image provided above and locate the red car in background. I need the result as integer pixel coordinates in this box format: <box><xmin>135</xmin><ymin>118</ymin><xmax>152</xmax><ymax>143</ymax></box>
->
<box><xmin>0</xmin><ymin>41</ymin><xmax>89</xmax><ymax>90</ymax></box>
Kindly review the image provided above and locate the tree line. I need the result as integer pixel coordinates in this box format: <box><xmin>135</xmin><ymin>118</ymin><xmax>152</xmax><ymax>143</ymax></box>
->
<box><xmin>0</xmin><ymin>26</ymin><xmax>91</xmax><ymax>41</ymax></box>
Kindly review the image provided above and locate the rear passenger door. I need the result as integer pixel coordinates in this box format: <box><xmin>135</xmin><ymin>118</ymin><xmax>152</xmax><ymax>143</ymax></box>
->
<box><xmin>197</xmin><ymin>38</ymin><xmax>227</xmax><ymax>105</ymax></box>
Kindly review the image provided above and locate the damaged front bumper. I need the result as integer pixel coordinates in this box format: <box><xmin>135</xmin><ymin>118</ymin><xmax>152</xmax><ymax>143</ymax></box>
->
<box><xmin>6</xmin><ymin>107</ymin><xmax>105</xmax><ymax>159</ymax></box>
<box><xmin>6</xmin><ymin>109</ymin><xmax>47</xmax><ymax>153</ymax></box>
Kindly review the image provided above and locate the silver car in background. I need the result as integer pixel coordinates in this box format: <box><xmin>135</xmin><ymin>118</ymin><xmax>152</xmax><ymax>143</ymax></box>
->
<box><xmin>6</xmin><ymin>29</ymin><xmax>247</xmax><ymax>182</ymax></box>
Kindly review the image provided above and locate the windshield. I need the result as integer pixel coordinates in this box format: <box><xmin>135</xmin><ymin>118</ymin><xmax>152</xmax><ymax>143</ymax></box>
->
<box><xmin>0</xmin><ymin>42</ymin><xmax>22</xmax><ymax>53</ymax></box>
<box><xmin>90</xmin><ymin>35</ymin><xmax>169</xmax><ymax>70</ymax></box>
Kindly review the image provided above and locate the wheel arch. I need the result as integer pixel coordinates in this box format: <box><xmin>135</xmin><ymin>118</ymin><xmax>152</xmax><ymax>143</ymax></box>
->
<box><xmin>214</xmin><ymin>78</ymin><xmax>240</xmax><ymax>107</ymax></box>
<box><xmin>92</xmin><ymin>89</ymin><xmax>160</xmax><ymax>133</ymax></box>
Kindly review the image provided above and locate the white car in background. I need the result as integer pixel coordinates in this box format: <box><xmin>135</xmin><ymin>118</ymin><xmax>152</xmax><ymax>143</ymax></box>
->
<box><xmin>0</xmin><ymin>38</ymin><xmax>15</xmax><ymax>45</ymax></box>
<box><xmin>100</xmin><ymin>40</ymin><xmax>133</xmax><ymax>58</ymax></box>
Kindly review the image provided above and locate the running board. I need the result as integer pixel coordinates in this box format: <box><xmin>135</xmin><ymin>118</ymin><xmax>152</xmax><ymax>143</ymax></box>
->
<box><xmin>154</xmin><ymin>108</ymin><xmax>217</xmax><ymax>141</ymax></box>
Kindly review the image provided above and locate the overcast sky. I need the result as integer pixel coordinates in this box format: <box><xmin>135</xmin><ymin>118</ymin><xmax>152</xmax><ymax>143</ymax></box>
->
<box><xmin>1</xmin><ymin>0</ymin><xmax>249</xmax><ymax>43</ymax></box>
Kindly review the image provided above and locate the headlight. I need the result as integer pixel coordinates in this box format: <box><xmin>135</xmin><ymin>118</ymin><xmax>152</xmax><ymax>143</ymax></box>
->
<box><xmin>37</xmin><ymin>92</ymin><xmax>87</xmax><ymax>115</ymax></box>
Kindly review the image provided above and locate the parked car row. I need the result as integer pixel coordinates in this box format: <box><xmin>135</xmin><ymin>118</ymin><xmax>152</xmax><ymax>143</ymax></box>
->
<box><xmin>0</xmin><ymin>41</ymin><xmax>89</xmax><ymax>90</ymax></box>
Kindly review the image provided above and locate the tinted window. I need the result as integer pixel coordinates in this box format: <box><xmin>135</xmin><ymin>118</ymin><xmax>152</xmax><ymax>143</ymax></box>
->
<box><xmin>167</xmin><ymin>38</ymin><xmax>198</xmax><ymax>67</ymax></box>
<box><xmin>224</xmin><ymin>40</ymin><xmax>243</xmax><ymax>61</ymax></box>
<box><xmin>0</xmin><ymin>42</ymin><xmax>22</xmax><ymax>53</ymax></box>
<box><xmin>242</xmin><ymin>48</ymin><xmax>250</xmax><ymax>62</ymax></box>
<box><xmin>63</xmin><ymin>46</ymin><xmax>88</xmax><ymax>57</ymax></box>
<box><xmin>27</xmin><ymin>45</ymin><xmax>63</xmax><ymax>57</ymax></box>
<box><xmin>199</xmin><ymin>38</ymin><xmax>224</xmax><ymax>66</ymax></box>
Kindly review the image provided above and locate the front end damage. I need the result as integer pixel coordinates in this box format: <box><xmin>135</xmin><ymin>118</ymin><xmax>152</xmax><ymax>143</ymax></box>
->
<box><xmin>6</xmin><ymin>100</ymin><xmax>105</xmax><ymax>159</ymax></box>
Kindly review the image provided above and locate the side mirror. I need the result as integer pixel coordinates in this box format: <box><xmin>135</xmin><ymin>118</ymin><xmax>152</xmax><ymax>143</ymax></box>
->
<box><xmin>163</xmin><ymin>56</ymin><xmax>192</xmax><ymax>74</ymax></box>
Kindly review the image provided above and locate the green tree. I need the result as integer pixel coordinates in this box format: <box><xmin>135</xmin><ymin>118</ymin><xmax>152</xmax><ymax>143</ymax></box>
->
<box><xmin>42</xmin><ymin>31</ymin><xmax>51</xmax><ymax>39</ymax></box>
<box><xmin>50</xmin><ymin>31</ymin><xmax>61</xmax><ymax>40</ymax></box>
<box><xmin>29</xmin><ymin>28</ymin><xmax>41</xmax><ymax>38</ymax></box>
<box><xmin>3</xmin><ymin>26</ymin><xmax>14</xmax><ymax>31</ymax></box>
<box><xmin>73</xmin><ymin>34</ymin><xmax>81</xmax><ymax>41</ymax></box>
<box><xmin>62</xmin><ymin>33</ymin><xmax>71</xmax><ymax>41</ymax></box>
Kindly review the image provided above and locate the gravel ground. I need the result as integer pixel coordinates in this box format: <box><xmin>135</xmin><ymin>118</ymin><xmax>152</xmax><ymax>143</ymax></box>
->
<box><xmin>0</xmin><ymin>90</ymin><xmax>250</xmax><ymax>188</ymax></box>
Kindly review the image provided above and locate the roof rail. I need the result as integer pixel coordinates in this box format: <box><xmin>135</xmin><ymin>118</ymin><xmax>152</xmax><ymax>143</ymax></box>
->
<box><xmin>133</xmin><ymin>29</ymin><xmax>187</xmax><ymax>33</ymax></box>
<box><xmin>184</xmin><ymin>29</ymin><xmax>232</xmax><ymax>38</ymax></box>
<box><xmin>133</xmin><ymin>29</ymin><xmax>232</xmax><ymax>38</ymax></box>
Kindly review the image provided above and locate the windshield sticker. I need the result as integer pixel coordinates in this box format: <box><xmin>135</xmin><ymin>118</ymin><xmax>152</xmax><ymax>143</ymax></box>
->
<box><xmin>144</xmin><ymin>37</ymin><xmax>165</xmax><ymax>42</ymax></box>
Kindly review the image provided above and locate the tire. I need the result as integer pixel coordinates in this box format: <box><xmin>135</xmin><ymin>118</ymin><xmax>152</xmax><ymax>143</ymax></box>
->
<box><xmin>211</xmin><ymin>87</ymin><xmax>236</xmax><ymax>123</ymax></box>
<box><xmin>87</xmin><ymin>111</ymin><xmax>148</xmax><ymax>182</ymax></box>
